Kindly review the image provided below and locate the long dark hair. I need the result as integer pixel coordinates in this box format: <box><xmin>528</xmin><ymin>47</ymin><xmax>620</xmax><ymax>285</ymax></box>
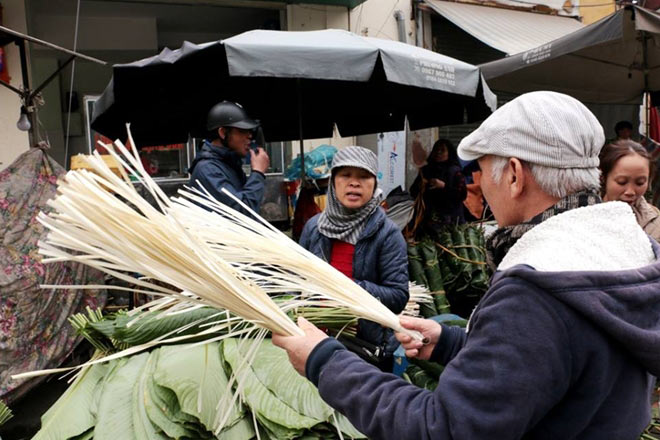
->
<box><xmin>598</xmin><ymin>140</ymin><xmax>653</xmax><ymax>195</ymax></box>
<box><xmin>428</xmin><ymin>139</ymin><xmax>459</xmax><ymax>166</ymax></box>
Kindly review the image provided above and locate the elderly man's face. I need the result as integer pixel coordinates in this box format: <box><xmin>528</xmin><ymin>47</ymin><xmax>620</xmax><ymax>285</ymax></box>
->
<box><xmin>478</xmin><ymin>155</ymin><xmax>521</xmax><ymax>227</ymax></box>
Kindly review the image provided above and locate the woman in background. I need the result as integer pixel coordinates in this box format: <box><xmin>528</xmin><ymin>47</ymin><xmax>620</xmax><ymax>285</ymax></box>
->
<box><xmin>409</xmin><ymin>139</ymin><xmax>467</xmax><ymax>236</ymax></box>
<box><xmin>599</xmin><ymin>139</ymin><xmax>660</xmax><ymax>241</ymax></box>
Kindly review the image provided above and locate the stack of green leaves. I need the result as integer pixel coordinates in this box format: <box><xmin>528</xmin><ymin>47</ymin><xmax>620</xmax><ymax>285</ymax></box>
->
<box><xmin>68</xmin><ymin>303</ymin><xmax>358</xmax><ymax>355</ymax></box>
<box><xmin>408</xmin><ymin>224</ymin><xmax>490</xmax><ymax>318</ymax></box>
<box><xmin>31</xmin><ymin>339</ymin><xmax>365</xmax><ymax>440</ymax></box>
<box><xmin>407</xmin><ymin>241</ymin><xmax>449</xmax><ymax>318</ymax></box>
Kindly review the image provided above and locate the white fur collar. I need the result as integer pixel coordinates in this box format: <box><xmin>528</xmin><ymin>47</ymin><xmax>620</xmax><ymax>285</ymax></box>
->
<box><xmin>498</xmin><ymin>201</ymin><xmax>655</xmax><ymax>272</ymax></box>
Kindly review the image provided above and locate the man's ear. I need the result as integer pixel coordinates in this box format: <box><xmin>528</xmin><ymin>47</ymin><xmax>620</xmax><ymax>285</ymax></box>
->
<box><xmin>218</xmin><ymin>127</ymin><xmax>226</xmax><ymax>140</ymax></box>
<box><xmin>508</xmin><ymin>158</ymin><xmax>526</xmax><ymax>199</ymax></box>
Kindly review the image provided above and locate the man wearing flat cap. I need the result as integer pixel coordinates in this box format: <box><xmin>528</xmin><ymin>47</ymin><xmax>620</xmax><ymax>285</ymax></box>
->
<box><xmin>273</xmin><ymin>91</ymin><xmax>660</xmax><ymax>439</ymax></box>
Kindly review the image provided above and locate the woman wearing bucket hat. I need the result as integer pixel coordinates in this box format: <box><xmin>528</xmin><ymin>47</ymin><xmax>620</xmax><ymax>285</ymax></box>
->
<box><xmin>299</xmin><ymin>146</ymin><xmax>409</xmax><ymax>368</ymax></box>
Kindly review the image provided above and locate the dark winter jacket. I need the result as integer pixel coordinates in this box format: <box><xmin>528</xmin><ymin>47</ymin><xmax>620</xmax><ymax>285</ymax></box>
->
<box><xmin>188</xmin><ymin>141</ymin><xmax>265</xmax><ymax>216</ymax></box>
<box><xmin>299</xmin><ymin>207</ymin><xmax>409</xmax><ymax>346</ymax></box>
<box><xmin>306</xmin><ymin>202</ymin><xmax>660</xmax><ymax>440</ymax></box>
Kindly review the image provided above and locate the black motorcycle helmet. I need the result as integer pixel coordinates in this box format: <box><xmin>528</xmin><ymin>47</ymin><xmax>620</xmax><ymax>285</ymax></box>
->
<box><xmin>206</xmin><ymin>101</ymin><xmax>259</xmax><ymax>139</ymax></box>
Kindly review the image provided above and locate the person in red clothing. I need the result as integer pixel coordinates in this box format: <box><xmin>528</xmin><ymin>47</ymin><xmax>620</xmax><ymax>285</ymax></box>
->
<box><xmin>298</xmin><ymin>146</ymin><xmax>409</xmax><ymax>369</ymax></box>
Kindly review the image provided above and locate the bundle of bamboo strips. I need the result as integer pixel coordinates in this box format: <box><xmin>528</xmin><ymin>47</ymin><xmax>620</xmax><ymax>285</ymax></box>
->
<box><xmin>34</xmin><ymin>128</ymin><xmax>419</xmax><ymax>344</ymax></box>
<box><xmin>402</xmin><ymin>282</ymin><xmax>434</xmax><ymax>317</ymax></box>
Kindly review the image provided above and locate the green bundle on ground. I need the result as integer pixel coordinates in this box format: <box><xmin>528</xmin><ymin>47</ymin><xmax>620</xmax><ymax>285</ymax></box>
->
<box><xmin>407</xmin><ymin>242</ymin><xmax>436</xmax><ymax>318</ymax></box>
<box><xmin>437</xmin><ymin>224</ymin><xmax>489</xmax><ymax>318</ymax></box>
<box><xmin>407</xmin><ymin>243</ymin><xmax>429</xmax><ymax>288</ymax></box>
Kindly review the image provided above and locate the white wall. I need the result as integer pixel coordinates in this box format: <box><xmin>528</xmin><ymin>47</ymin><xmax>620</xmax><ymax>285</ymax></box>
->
<box><xmin>0</xmin><ymin>0</ymin><xmax>29</xmax><ymax>169</ymax></box>
<box><xmin>350</xmin><ymin>0</ymin><xmax>413</xmax><ymax>42</ymax></box>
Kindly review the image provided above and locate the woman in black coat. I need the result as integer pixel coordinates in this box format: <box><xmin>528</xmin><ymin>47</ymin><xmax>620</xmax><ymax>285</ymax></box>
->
<box><xmin>409</xmin><ymin>139</ymin><xmax>467</xmax><ymax>235</ymax></box>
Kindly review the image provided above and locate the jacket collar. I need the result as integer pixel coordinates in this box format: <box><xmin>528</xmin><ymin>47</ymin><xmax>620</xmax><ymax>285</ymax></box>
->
<box><xmin>633</xmin><ymin>196</ymin><xmax>660</xmax><ymax>229</ymax></box>
<box><xmin>356</xmin><ymin>207</ymin><xmax>386</xmax><ymax>241</ymax></box>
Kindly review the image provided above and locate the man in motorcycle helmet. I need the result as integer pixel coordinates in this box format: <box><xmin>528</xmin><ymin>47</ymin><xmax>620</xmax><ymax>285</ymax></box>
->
<box><xmin>189</xmin><ymin>101</ymin><xmax>270</xmax><ymax>215</ymax></box>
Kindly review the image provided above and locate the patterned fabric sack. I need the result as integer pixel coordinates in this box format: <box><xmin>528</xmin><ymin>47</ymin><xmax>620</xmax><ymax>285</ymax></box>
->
<box><xmin>0</xmin><ymin>147</ymin><xmax>106</xmax><ymax>403</ymax></box>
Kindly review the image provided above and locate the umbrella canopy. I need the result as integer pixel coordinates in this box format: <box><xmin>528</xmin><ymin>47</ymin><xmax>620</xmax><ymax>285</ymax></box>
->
<box><xmin>91</xmin><ymin>29</ymin><xmax>496</xmax><ymax>146</ymax></box>
<box><xmin>480</xmin><ymin>6</ymin><xmax>660</xmax><ymax>105</ymax></box>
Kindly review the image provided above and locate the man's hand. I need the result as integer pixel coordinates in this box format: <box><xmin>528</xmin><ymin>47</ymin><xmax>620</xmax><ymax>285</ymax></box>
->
<box><xmin>396</xmin><ymin>317</ymin><xmax>442</xmax><ymax>360</ymax></box>
<box><xmin>250</xmin><ymin>147</ymin><xmax>270</xmax><ymax>174</ymax></box>
<box><xmin>272</xmin><ymin>317</ymin><xmax>329</xmax><ymax>376</ymax></box>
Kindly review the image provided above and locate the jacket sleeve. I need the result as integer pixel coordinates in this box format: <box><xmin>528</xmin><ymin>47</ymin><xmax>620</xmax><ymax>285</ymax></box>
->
<box><xmin>192</xmin><ymin>161</ymin><xmax>265</xmax><ymax>216</ymax></box>
<box><xmin>298</xmin><ymin>216</ymin><xmax>317</xmax><ymax>251</ymax></box>
<box><xmin>355</xmin><ymin>225</ymin><xmax>409</xmax><ymax>314</ymax></box>
<box><xmin>309</xmin><ymin>278</ymin><xmax>573</xmax><ymax>440</ymax></box>
<box><xmin>429</xmin><ymin>324</ymin><xmax>467</xmax><ymax>366</ymax></box>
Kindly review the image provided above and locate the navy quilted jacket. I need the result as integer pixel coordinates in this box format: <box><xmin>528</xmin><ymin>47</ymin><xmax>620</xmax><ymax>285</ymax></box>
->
<box><xmin>188</xmin><ymin>141</ymin><xmax>265</xmax><ymax>216</ymax></box>
<box><xmin>299</xmin><ymin>207</ymin><xmax>409</xmax><ymax>345</ymax></box>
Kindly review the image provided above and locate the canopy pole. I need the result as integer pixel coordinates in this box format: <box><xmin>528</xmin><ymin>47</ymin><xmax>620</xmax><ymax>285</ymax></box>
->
<box><xmin>643</xmin><ymin>30</ymin><xmax>650</xmax><ymax>139</ymax></box>
<box><xmin>17</xmin><ymin>39</ymin><xmax>34</xmax><ymax>146</ymax></box>
<box><xmin>297</xmin><ymin>78</ymin><xmax>305</xmax><ymax>181</ymax></box>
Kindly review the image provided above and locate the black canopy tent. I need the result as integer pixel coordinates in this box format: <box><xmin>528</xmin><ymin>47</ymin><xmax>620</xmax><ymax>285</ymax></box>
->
<box><xmin>91</xmin><ymin>29</ymin><xmax>497</xmax><ymax>173</ymax></box>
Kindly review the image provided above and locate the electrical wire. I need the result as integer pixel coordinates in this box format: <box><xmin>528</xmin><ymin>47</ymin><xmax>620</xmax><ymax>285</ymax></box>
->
<box><xmin>36</xmin><ymin>111</ymin><xmax>51</xmax><ymax>150</ymax></box>
<box><xmin>355</xmin><ymin>3</ymin><xmax>365</xmax><ymax>33</ymax></box>
<box><xmin>375</xmin><ymin>0</ymin><xmax>401</xmax><ymax>39</ymax></box>
<box><xmin>64</xmin><ymin>0</ymin><xmax>81</xmax><ymax>170</ymax></box>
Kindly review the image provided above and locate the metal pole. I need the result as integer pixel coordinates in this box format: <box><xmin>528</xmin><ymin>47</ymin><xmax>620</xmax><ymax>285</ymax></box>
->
<box><xmin>643</xmin><ymin>31</ymin><xmax>650</xmax><ymax>139</ymax></box>
<box><xmin>16</xmin><ymin>39</ymin><xmax>34</xmax><ymax>146</ymax></box>
<box><xmin>30</xmin><ymin>55</ymin><xmax>75</xmax><ymax>102</ymax></box>
<box><xmin>297</xmin><ymin>78</ymin><xmax>305</xmax><ymax>181</ymax></box>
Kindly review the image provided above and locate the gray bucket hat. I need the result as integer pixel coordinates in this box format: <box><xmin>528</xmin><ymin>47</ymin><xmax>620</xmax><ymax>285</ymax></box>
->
<box><xmin>331</xmin><ymin>146</ymin><xmax>378</xmax><ymax>177</ymax></box>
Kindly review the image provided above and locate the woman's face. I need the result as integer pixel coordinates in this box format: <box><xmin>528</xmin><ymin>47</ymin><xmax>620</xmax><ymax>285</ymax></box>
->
<box><xmin>603</xmin><ymin>153</ymin><xmax>650</xmax><ymax>205</ymax></box>
<box><xmin>333</xmin><ymin>166</ymin><xmax>376</xmax><ymax>209</ymax></box>
<box><xmin>431</xmin><ymin>144</ymin><xmax>449</xmax><ymax>163</ymax></box>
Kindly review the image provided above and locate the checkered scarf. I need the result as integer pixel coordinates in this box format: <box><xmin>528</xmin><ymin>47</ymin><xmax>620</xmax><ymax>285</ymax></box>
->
<box><xmin>317</xmin><ymin>147</ymin><xmax>381</xmax><ymax>245</ymax></box>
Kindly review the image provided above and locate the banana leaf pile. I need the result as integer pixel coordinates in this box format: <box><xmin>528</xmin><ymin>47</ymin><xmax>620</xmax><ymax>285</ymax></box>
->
<box><xmin>30</xmin><ymin>338</ymin><xmax>365</xmax><ymax>440</ymax></box>
<box><xmin>28</xmin><ymin>305</ymin><xmax>366</xmax><ymax>440</ymax></box>
<box><xmin>407</xmin><ymin>224</ymin><xmax>490</xmax><ymax>318</ymax></box>
<box><xmin>27</xmin><ymin>282</ymin><xmax>442</xmax><ymax>440</ymax></box>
